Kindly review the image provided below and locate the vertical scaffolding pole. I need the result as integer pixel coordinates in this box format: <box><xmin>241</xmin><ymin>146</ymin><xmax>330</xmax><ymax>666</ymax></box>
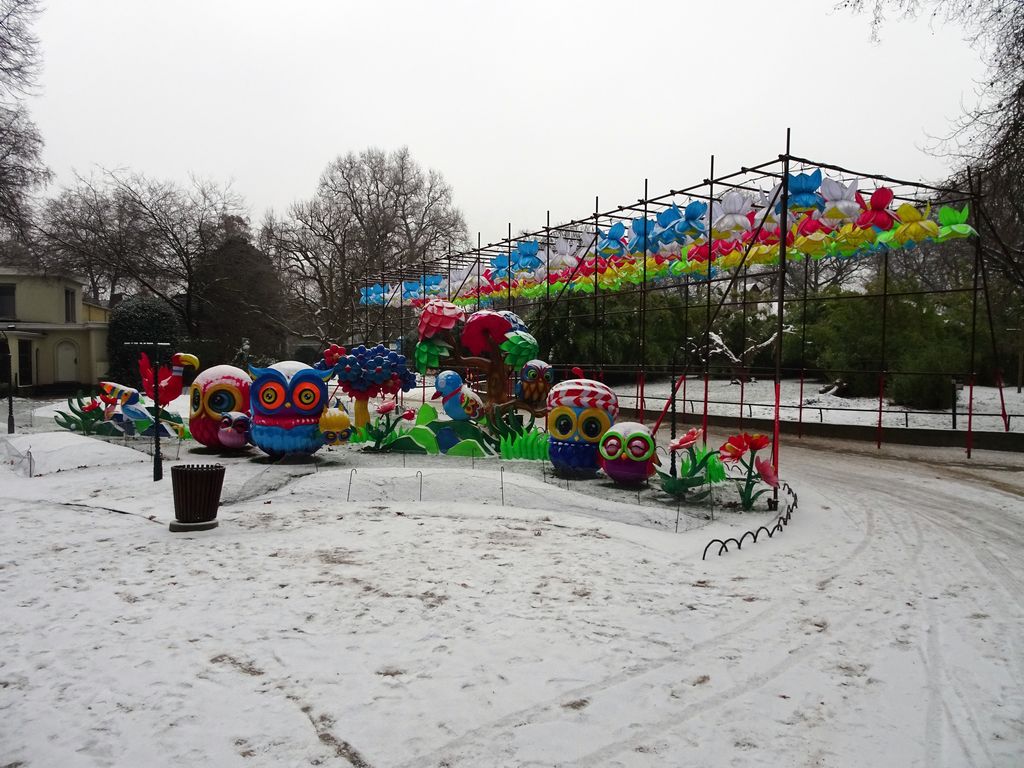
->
<box><xmin>683</xmin><ymin>276</ymin><xmax>689</xmax><ymax>415</ymax></box>
<box><xmin>364</xmin><ymin>278</ymin><xmax>370</xmax><ymax>341</ymax></box>
<box><xmin>702</xmin><ymin>157</ymin><xmax>714</xmax><ymax>447</ymax></box>
<box><xmin>971</xmin><ymin>171</ymin><xmax>1011</xmax><ymax>431</ymax></box>
<box><xmin>475</xmin><ymin>232</ymin><xmax>482</xmax><ymax>313</ymax></box>
<box><xmin>545</xmin><ymin>210</ymin><xmax>551</xmax><ymax>358</ymax></box>
<box><xmin>640</xmin><ymin>178</ymin><xmax>649</xmax><ymax>422</ymax></box>
<box><xmin>594</xmin><ymin>196</ymin><xmax>600</xmax><ymax>371</ymax></box>
<box><xmin>966</xmin><ymin>170</ymin><xmax>981</xmax><ymax>458</ymax></box>
<box><xmin>740</xmin><ymin>265</ymin><xmax>748</xmax><ymax>431</ymax></box>
<box><xmin>380</xmin><ymin>272</ymin><xmax>387</xmax><ymax>344</ymax></box>
<box><xmin>877</xmin><ymin>249</ymin><xmax>890</xmax><ymax>449</ymax></box>
<box><xmin>798</xmin><ymin>254</ymin><xmax>810</xmax><ymax>437</ymax></box>
<box><xmin>772</xmin><ymin>132</ymin><xmax>792</xmax><ymax>502</ymax></box>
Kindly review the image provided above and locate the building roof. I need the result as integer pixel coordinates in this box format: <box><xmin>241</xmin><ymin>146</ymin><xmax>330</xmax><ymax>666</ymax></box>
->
<box><xmin>0</xmin><ymin>266</ymin><xmax>89</xmax><ymax>286</ymax></box>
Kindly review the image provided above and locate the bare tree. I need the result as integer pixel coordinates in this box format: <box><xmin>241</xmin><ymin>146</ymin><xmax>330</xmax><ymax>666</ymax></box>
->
<box><xmin>841</xmin><ymin>0</ymin><xmax>1024</xmax><ymax>290</ymax></box>
<box><xmin>34</xmin><ymin>174</ymin><xmax>153</xmax><ymax>301</ymax></box>
<box><xmin>0</xmin><ymin>0</ymin><xmax>47</xmax><ymax>237</ymax></box>
<box><xmin>104</xmin><ymin>171</ymin><xmax>248</xmax><ymax>336</ymax></box>
<box><xmin>260</xmin><ymin>199</ymin><xmax>356</xmax><ymax>344</ymax></box>
<box><xmin>263</xmin><ymin>147</ymin><xmax>468</xmax><ymax>344</ymax></box>
<box><xmin>36</xmin><ymin>171</ymin><xmax>250</xmax><ymax>332</ymax></box>
<box><xmin>0</xmin><ymin>0</ymin><xmax>40</xmax><ymax>97</ymax></box>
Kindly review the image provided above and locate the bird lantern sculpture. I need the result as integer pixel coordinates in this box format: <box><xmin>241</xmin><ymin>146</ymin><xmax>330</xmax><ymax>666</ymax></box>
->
<box><xmin>138</xmin><ymin>351</ymin><xmax>199</xmax><ymax>404</ymax></box>
<box><xmin>432</xmin><ymin>370</ymin><xmax>484</xmax><ymax>421</ymax></box>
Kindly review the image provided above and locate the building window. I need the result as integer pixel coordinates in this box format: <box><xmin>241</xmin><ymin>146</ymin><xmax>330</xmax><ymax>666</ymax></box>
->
<box><xmin>0</xmin><ymin>284</ymin><xmax>14</xmax><ymax>319</ymax></box>
<box><xmin>65</xmin><ymin>289</ymin><xmax>76</xmax><ymax>322</ymax></box>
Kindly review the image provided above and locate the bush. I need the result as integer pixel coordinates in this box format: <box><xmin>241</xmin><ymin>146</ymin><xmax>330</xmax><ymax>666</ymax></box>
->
<box><xmin>889</xmin><ymin>344</ymin><xmax>959</xmax><ymax>410</ymax></box>
<box><xmin>106</xmin><ymin>296</ymin><xmax>184</xmax><ymax>386</ymax></box>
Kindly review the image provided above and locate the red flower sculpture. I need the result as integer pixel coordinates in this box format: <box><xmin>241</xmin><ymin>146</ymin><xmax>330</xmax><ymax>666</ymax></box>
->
<box><xmin>669</xmin><ymin>427</ymin><xmax>703</xmax><ymax>452</ymax></box>
<box><xmin>719</xmin><ymin>433</ymin><xmax>751</xmax><ymax>462</ymax></box>
<box><xmin>855</xmin><ymin>188</ymin><xmax>898</xmax><ymax>230</ymax></box>
<box><xmin>376</xmin><ymin>399</ymin><xmax>397</xmax><ymax>415</ymax></box>
<box><xmin>418</xmin><ymin>299</ymin><xmax>464</xmax><ymax>340</ymax></box>
<box><xmin>322</xmin><ymin>343</ymin><xmax>346</xmax><ymax>368</ymax></box>
<box><xmin>748</xmin><ymin>433</ymin><xmax>771</xmax><ymax>451</ymax></box>
<box><xmin>755</xmin><ymin>457</ymin><xmax>779</xmax><ymax>488</ymax></box>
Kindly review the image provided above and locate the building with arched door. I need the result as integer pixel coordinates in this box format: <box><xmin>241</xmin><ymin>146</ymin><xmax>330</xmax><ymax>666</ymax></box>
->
<box><xmin>1</xmin><ymin>268</ymin><xmax>109</xmax><ymax>392</ymax></box>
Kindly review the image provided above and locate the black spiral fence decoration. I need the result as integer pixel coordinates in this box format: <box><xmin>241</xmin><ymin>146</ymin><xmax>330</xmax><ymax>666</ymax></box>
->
<box><xmin>702</xmin><ymin>482</ymin><xmax>798</xmax><ymax>560</ymax></box>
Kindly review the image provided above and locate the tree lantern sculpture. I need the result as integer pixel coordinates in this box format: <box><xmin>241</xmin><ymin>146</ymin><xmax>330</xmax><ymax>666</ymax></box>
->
<box><xmin>413</xmin><ymin>300</ymin><xmax>549</xmax><ymax>417</ymax></box>
<box><xmin>317</xmin><ymin>343</ymin><xmax>417</xmax><ymax>429</ymax></box>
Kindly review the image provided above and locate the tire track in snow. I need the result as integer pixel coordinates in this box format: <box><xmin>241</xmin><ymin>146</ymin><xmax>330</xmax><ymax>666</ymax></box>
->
<box><xmin>809</xmin><ymin>464</ymin><xmax>1016</xmax><ymax>767</ymax></box>
<box><xmin>399</xmin><ymin>483</ymin><xmax>883</xmax><ymax>767</ymax></box>
<box><xmin>564</xmin><ymin>489</ymin><xmax>922</xmax><ymax>766</ymax></box>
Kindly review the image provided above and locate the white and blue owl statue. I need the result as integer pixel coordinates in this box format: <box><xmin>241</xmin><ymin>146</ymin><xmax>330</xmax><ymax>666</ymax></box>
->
<box><xmin>249</xmin><ymin>361</ymin><xmax>335</xmax><ymax>457</ymax></box>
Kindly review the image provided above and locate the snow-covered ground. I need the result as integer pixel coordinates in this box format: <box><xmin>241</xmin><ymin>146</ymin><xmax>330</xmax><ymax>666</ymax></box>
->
<box><xmin>2</xmin><ymin>423</ymin><xmax>1023</xmax><ymax>767</ymax></box>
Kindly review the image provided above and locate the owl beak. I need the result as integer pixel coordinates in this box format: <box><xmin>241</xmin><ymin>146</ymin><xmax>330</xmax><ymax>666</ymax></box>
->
<box><xmin>284</xmin><ymin>402</ymin><xmax>291</xmax><ymax>408</ymax></box>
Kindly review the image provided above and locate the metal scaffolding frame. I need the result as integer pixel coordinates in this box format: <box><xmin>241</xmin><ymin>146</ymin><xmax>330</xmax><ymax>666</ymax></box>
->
<box><xmin>356</xmin><ymin>131</ymin><xmax>1011</xmax><ymax>472</ymax></box>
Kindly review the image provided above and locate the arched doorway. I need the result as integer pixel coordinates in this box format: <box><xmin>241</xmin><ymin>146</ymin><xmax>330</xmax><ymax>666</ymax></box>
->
<box><xmin>56</xmin><ymin>340</ymin><xmax>79</xmax><ymax>383</ymax></box>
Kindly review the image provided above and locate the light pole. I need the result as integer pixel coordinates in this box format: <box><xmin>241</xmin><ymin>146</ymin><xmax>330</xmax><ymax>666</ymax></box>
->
<box><xmin>125</xmin><ymin>340</ymin><xmax>170</xmax><ymax>481</ymax></box>
<box><xmin>1</xmin><ymin>326</ymin><xmax>13</xmax><ymax>434</ymax></box>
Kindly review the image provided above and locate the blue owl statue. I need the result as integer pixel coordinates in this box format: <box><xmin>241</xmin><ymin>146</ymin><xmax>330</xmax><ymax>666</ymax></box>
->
<box><xmin>546</xmin><ymin>379</ymin><xmax>619</xmax><ymax>476</ymax></box>
<box><xmin>249</xmin><ymin>361</ymin><xmax>335</xmax><ymax>457</ymax></box>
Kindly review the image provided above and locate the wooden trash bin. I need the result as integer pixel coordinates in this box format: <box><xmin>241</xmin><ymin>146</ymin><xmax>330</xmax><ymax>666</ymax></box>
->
<box><xmin>169</xmin><ymin>464</ymin><xmax>225</xmax><ymax>532</ymax></box>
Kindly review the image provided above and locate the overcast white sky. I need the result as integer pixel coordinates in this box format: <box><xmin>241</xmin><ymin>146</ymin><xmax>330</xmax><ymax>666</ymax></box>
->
<box><xmin>31</xmin><ymin>0</ymin><xmax>986</xmax><ymax>242</ymax></box>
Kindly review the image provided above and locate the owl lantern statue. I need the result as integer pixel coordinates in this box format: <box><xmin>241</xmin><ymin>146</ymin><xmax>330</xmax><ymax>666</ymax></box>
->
<box><xmin>598</xmin><ymin>421</ymin><xmax>660</xmax><ymax>485</ymax></box>
<box><xmin>515</xmin><ymin>359</ymin><xmax>554</xmax><ymax>410</ymax></box>
<box><xmin>188</xmin><ymin>364</ymin><xmax>252</xmax><ymax>450</ymax></box>
<box><xmin>546</xmin><ymin>379</ymin><xmax>619</xmax><ymax>476</ymax></box>
<box><xmin>249</xmin><ymin>360</ymin><xmax>335</xmax><ymax>457</ymax></box>
<box><xmin>318</xmin><ymin>404</ymin><xmax>352</xmax><ymax>446</ymax></box>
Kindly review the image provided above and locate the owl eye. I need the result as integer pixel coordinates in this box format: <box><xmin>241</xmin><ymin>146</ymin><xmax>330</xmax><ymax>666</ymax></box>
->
<box><xmin>543</xmin><ymin>370</ymin><xmax>554</xmax><ymax>384</ymax></box>
<box><xmin>548</xmin><ymin>406</ymin><xmax>577</xmax><ymax>440</ymax></box>
<box><xmin>258</xmin><ymin>381</ymin><xmax>286</xmax><ymax>409</ymax></box>
<box><xmin>323</xmin><ymin>431</ymin><xmax>337</xmax><ymax>442</ymax></box>
<box><xmin>292</xmin><ymin>381</ymin><xmax>322</xmax><ymax>411</ymax></box>
<box><xmin>599</xmin><ymin>433</ymin><xmax>623</xmax><ymax>461</ymax></box>
<box><xmin>190</xmin><ymin>386</ymin><xmax>202</xmax><ymax>415</ymax></box>
<box><xmin>525</xmin><ymin>368</ymin><xmax>538</xmax><ymax>381</ymax></box>
<box><xmin>626</xmin><ymin>434</ymin><xmax>655</xmax><ymax>462</ymax></box>
<box><xmin>578</xmin><ymin>407</ymin><xmax>611</xmax><ymax>443</ymax></box>
<box><xmin>204</xmin><ymin>384</ymin><xmax>243</xmax><ymax>419</ymax></box>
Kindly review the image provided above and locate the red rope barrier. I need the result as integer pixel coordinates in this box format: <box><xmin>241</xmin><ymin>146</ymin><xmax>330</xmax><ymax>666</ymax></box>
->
<box><xmin>995</xmin><ymin>371</ymin><xmax>1010</xmax><ymax>432</ymax></box>
<box><xmin>967</xmin><ymin>375</ymin><xmax>975</xmax><ymax>458</ymax></box>
<box><xmin>798</xmin><ymin>370</ymin><xmax>805</xmax><ymax>438</ymax></box>
<box><xmin>701</xmin><ymin>373</ymin><xmax>710</xmax><ymax>447</ymax></box>
<box><xmin>876</xmin><ymin>373</ymin><xmax>885</xmax><ymax>450</ymax></box>
<box><xmin>772</xmin><ymin>379</ymin><xmax>781</xmax><ymax>470</ymax></box>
